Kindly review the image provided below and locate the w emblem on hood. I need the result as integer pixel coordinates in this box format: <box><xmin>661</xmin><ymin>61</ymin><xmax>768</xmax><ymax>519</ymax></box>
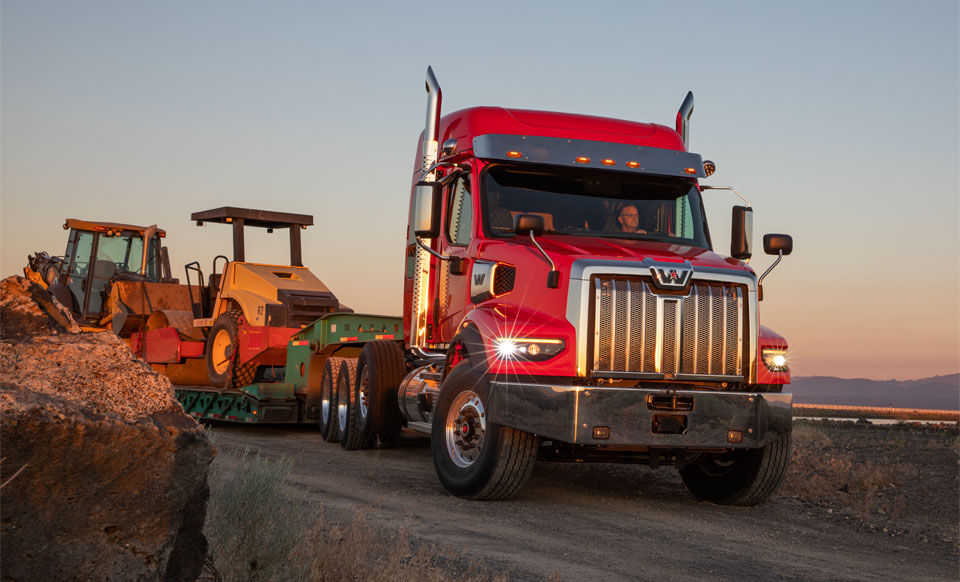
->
<box><xmin>650</xmin><ymin>264</ymin><xmax>693</xmax><ymax>289</ymax></box>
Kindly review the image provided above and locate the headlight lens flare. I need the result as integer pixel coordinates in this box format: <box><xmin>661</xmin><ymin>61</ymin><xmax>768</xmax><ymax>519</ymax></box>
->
<box><xmin>761</xmin><ymin>349</ymin><xmax>789</xmax><ymax>372</ymax></box>
<box><xmin>494</xmin><ymin>338</ymin><xmax>564</xmax><ymax>361</ymax></box>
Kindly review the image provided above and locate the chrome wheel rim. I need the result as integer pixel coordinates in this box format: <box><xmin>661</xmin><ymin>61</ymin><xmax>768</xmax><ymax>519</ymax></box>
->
<box><xmin>321</xmin><ymin>378</ymin><xmax>332</xmax><ymax>425</ymax></box>
<box><xmin>357</xmin><ymin>368</ymin><xmax>370</xmax><ymax>422</ymax></box>
<box><xmin>337</xmin><ymin>382</ymin><xmax>348</xmax><ymax>432</ymax></box>
<box><xmin>445</xmin><ymin>390</ymin><xmax>486</xmax><ymax>468</ymax></box>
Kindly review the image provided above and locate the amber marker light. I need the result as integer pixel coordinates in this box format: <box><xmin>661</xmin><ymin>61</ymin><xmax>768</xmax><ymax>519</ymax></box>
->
<box><xmin>506</xmin><ymin>150</ymin><xmax>522</xmax><ymax>158</ymax></box>
<box><xmin>601</xmin><ymin>159</ymin><xmax>616</xmax><ymax>166</ymax></box>
<box><xmin>727</xmin><ymin>430</ymin><xmax>743</xmax><ymax>443</ymax></box>
<box><xmin>626</xmin><ymin>161</ymin><xmax>640</xmax><ymax>168</ymax></box>
<box><xmin>575</xmin><ymin>156</ymin><xmax>591</xmax><ymax>164</ymax></box>
<box><xmin>684</xmin><ymin>167</ymin><xmax>697</xmax><ymax>174</ymax></box>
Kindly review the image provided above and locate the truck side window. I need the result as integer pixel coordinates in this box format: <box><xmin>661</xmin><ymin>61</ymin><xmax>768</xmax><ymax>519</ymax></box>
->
<box><xmin>446</xmin><ymin>177</ymin><xmax>472</xmax><ymax>246</ymax></box>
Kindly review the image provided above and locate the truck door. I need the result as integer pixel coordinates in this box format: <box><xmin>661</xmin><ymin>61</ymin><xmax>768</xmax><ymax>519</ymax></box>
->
<box><xmin>436</xmin><ymin>174</ymin><xmax>474</xmax><ymax>343</ymax></box>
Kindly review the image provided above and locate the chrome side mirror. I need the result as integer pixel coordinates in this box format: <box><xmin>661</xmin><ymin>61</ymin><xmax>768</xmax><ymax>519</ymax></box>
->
<box><xmin>731</xmin><ymin>205</ymin><xmax>753</xmax><ymax>260</ymax></box>
<box><xmin>514</xmin><ymin>213</ymin><xmax>545</xmax><ymax>236</ymax></box>
<box><xmin>758</xmin><ymin>233</ymin><xmax>793</xmax><ymax>301</ymax></box>
<box><xmin>413</xmin><ymin>182</ymin><xmax>442</xmax><ymax>238</ymax></box>
<box><xmin>763</xmin><ymin>233</ymin><xmax>793</xmax><ymax>256</ymax></box>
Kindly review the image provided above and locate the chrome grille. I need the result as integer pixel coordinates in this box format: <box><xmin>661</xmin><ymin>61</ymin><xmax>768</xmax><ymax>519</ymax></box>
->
<box><xmin>593</xmin><ymin>277</ymin><xmax>744</xmax><ymax>378</ymax></box>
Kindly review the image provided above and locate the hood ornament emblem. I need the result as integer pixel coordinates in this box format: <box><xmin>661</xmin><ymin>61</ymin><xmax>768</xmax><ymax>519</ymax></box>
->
<box><xmin>649</xmin><ymin>262</ymin><xmax>693</xmax><ymax>289</ymax></box>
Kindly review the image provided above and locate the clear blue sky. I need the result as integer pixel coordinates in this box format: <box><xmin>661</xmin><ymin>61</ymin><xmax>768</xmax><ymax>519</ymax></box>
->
<box><xmin>2</xmin><ymin>0</ymin><xmax>958</xmax><ymax>380</ymax></box>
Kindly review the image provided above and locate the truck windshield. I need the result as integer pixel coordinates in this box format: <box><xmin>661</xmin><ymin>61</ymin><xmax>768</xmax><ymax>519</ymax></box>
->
<box><xmin>481</xmin><ymin>165</ymin><xmax>710</xmax><ymax>249</ymax></box>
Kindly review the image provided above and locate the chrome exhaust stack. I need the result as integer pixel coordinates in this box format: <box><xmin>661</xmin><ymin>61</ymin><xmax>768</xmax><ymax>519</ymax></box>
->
<box><xmin>421</xmin><ymin>66</ymin><xmax>443</xmax><ymax>181</ymax></box>
<box><xmin>676</xmin><ymin>91</ymin><xmax>694</xmax><ymax>149</ymax></box>
<box><xmin>410</xmin><ymin>66</ymin><xmax>443</xmax><ymax>351</ymax></box>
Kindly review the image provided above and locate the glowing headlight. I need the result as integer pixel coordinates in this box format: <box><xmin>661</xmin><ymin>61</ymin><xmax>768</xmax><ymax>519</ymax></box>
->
<box><xmin>761</xmin><ymin>349</ymin><xmax>789</xmax><ymax>372</ymax></box>
<box><xmin>493</xmin><ymin>338</ymin><xmax>564</xmax><ymax>361</ymax></box>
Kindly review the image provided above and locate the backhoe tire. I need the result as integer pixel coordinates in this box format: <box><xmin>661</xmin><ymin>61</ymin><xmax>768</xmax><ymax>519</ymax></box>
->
<box><xmin>205</xmin><ymin>310</ymin><xmax>256</xmax><ymax>388</ymax></box>
<box><xmin>431</xmin><ymin>358</ymin><xmax>539</xmax><ymax>500</ymax></box>
<box><xmin>678</xmin><ymin>431</ymin><xmax>791</xmax><ymax>506</ymax></box>
<box><xmin>319</xmin><ymin>357</ymin><xmax>344</xmax><ymax>442</ymax></box>
<box><xmin>353</xmin><ymin>341</ymin><xmax>406</xmax><ymax>448</ymax></box>
<box><xmin>337</xmin><ymin>359</ymin><xmax>363</xmax><ymax>450</ymax></box>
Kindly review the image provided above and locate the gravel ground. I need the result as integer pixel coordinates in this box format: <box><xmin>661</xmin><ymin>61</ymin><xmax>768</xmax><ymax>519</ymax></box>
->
<box><xmin>208</xmin><ymin>419</ymin><xmax>959</xmax><ymax>581</ymax></box>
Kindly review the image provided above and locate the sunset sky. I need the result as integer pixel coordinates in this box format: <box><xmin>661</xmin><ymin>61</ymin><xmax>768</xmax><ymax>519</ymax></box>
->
<box><xmin>2</xmin><ymin>1</ymin><xmax>957</xmax><ymax>381</ymax></box>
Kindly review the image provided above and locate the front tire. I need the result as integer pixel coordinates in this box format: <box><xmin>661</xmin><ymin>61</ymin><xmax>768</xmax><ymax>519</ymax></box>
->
<box><xmin>678</xmin><ymin>431</ymin><xmax>791</xmax><ymax>506</ymax></box>
<box><xmin>431</xmin><ymin>359</ymin><xmax>538</xmax><ymax>500</ymax></box>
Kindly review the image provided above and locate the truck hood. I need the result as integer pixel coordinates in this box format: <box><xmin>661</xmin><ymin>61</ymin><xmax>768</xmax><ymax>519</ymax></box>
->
<box><xmin>479</xmin><ymin>235</ymin><xmax>754</xmax><ymax>275</ymax></box>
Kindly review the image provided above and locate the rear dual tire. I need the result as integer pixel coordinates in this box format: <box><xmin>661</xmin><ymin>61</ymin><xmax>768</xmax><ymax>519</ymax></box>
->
<box><xmin>339</xmin><ymin>341</ymin><xmax>405</xmax><ymax>450</ymax></box>
<box><xmin>319</xmin><ymin>357</ymin><xmax>346</xmax><ymax>442</ymax></box>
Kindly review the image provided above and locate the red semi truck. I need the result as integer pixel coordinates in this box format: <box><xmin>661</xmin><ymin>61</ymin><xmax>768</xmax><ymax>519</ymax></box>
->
<box><xmin>372</xmin><ymin>67</ymin><xmax>792</xmax><ymax>504</ymax></box>
<box><xmin>182</xmin><ymin>67</ymin><xmax>794</xmax><ymax>506</ymax></box>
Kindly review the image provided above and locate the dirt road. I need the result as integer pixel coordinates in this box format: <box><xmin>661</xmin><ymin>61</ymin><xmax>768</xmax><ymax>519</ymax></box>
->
<box><xmin>210</xmin><ymin>423</ymin><xmax>957</xmax><ymax>581</ymax></box>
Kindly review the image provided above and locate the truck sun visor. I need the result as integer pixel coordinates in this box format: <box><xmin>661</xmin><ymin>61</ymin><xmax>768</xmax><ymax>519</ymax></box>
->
<box><xmin>472</xmin><ymin>134</ymin><xmax>706</xmax><ymax>179</ymax></box>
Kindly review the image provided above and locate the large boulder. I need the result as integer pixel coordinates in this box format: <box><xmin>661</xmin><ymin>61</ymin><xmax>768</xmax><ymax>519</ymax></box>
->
<box><xmin>0</xmin><ymin>276</ymin><xmax>214</xmax><ymax>582</ymax></box>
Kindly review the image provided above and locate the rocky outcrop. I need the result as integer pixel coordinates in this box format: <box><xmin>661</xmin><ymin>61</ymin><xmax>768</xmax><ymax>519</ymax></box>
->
<box><xmin>0</xmin><ymin>276</ymin><xmax>214</xmax><ymax>582</ymax></box>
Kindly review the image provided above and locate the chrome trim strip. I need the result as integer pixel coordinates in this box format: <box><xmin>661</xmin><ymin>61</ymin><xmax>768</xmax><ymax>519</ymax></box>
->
<box><xmin>590</xmin><ymin>371</ymin><xmax>745</xmax><ymax>381</ymax></box>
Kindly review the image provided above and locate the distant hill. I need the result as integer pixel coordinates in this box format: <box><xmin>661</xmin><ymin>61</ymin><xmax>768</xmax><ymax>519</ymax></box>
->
<box><xmin>790</xmin><ymin>374</ymin><xmax>959</xmax><ymax>410</ymax></box>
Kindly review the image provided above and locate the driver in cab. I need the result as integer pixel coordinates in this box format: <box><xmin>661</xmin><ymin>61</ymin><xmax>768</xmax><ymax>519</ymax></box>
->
<box><xmin>616</xmin><ymin>204</ymin><xmax>647</xmax><ymax>234</ymax></box>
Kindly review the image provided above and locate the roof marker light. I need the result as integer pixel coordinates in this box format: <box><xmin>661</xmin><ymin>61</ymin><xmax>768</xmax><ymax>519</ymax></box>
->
<box><xmin>575</xmin><ymin>156</ymin><xmax>591</xmax><ymax>164</ymax></box>
<box><xmin>684</xmin><ymin>167</ymin><xmax>697</xmax><ymax>175</ymax></box>
<box><xmin>601</xmin><ymin>159</ymin><xmax>616</xmax><ymax>166</ymax></box>
<box><xmin>626</xmin><ymin>161</ymin><xmax>640</xmax><ymax>168</ymax></box>
<box><xmin>506</xmin><ymin>150</ymin><xmax>522</xmax><ymax>158</ymax></box>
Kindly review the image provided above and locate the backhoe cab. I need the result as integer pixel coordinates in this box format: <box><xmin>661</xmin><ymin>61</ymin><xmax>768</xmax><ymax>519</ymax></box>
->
<box><xmin>24</xmin><ymin>219</ymin><xmax>175</xmax><ymax>326</ymax></box>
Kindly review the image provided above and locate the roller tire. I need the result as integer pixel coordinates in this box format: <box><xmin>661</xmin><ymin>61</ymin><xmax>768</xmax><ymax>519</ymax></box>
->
<box><xmin>319</xmin><ymin>357</ymin><xmax>344</xmax><ymax>442</ymax></box>
<box><xmin>678</xmin><ymin>431</ymin><xmax>792</xmax><ymax>506</ymax></box>
<box><xmin>337</xmin><ymin>359</ymin><xmax>363</xmax><ymax>450</ymax></box>
<box><xmin>431</xmin><ymin>357</ymin><xmax>539</xmax><ymax>500</ymax></box>
<box><xmin>205</xmin><ymin>310</ymin><xmax>257</xmax><ymax>388</ymax></box>
<box><xmin>353</xmin><ymin>341</ymin><xmax>406</xmax><ymax>448</ymax></box>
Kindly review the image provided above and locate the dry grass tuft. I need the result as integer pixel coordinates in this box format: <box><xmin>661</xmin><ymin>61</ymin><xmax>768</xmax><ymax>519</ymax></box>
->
<box><xmin>201</xmin><ymin>445</ymin><xmax>507</xmax><ymax>582</ymax></box>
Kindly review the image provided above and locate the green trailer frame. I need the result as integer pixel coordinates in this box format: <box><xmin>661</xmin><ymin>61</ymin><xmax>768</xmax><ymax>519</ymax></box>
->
<box><xmin>175</xmin><ymin>312</ymin><xmax>404</xmax><ymax>424</ymax></box>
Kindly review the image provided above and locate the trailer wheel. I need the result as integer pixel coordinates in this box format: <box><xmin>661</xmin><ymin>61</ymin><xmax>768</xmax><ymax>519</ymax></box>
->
<box><xmin>205</xmin><ymin>310</ymin><xmax>256</xmax><ymax>388</ymax></box>
<box><xmin>338</xmin><ymin>359</ymin><xmax>364</xmax><ymax>450</ymax></box>
<box><xmin>353</xmin><ymin>341</ymin><xmax>405</xmax><ymax>448</ymax></box>
<box><xmin>678</xmin><ymin>431</ymin><xmax>791</xmax><ymax>506</ymax></box>
<box><xmin>319</xmin><ymin>357</ymin><xmax>344</xmax><ymax>442</ymax></box>
<box><xmin>431</xmin><ymin>359</ymin><xmax>539</xmax><ymax>500</ymax></box>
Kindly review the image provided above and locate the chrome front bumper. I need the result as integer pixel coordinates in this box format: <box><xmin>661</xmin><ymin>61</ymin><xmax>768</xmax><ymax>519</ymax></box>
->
<box><xmin>487</xmin><ymin>381</ymin><xmax>792</xmax><ymax>449</ymax></box>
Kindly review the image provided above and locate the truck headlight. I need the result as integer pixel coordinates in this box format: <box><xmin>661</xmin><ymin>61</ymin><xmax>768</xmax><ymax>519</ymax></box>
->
<box><xmin>761</xmin><ymin>348</ymin><xmax>789</xmax><ymax>372</ymax></box>
<box><xmin>494</xmin><ymin>338</ymin><xmax>564</xmax><ymax>361</ymax></box>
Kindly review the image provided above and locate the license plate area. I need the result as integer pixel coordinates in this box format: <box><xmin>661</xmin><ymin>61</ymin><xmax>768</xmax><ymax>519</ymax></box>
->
<box><xmin>652</xmin><ymin>414</ymin><xmax>687</xmax><ymax>434</ymax></box>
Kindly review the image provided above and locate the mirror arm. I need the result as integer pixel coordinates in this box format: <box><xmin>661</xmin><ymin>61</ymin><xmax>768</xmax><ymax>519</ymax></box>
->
<box><xmin>528</xmin><ymin>231</ymin><xmax>556</xmax><ymax>272</ymax></box>
<box><xmin>416</xmin><ymin>236</ymin><xmax>448</xmax><ymax>260</ymax></box>
<box><xmin>420</xmin><ymin>160</ymin><xmax>470</xmax><ymax>183</ymax></box>
<box><xmin>758</xmin><ymin>250</ymin><xmax>783</xmax><ymax>287</ymax></box>
<box><xmin>702</xmin><ymin>185</ymin><xmax>752</xmax><ymax>208</ymax></box>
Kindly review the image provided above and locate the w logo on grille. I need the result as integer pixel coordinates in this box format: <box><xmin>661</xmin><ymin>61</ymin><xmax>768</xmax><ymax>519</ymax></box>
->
<box><xmin>473</xmin><ymin>273</ymin><xmax>486</xmax><ymax>286</ymax></box>
<box><xmin>651</xmin><ymin>264</ymin><xmax>692</xmax><ymax>289</ymax></box>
